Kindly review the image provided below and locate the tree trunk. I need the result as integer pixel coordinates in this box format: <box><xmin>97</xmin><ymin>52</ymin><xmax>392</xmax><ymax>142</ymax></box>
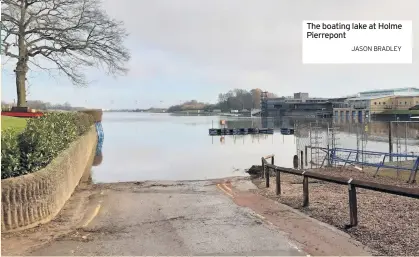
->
<box><xmin>15</xmin><ymin>59</ymin><xmax>28</xmax><ymax>107</ymax></box>
<box><xmin>16</xmin><ymin>0</ymin><xmax>28</xmax><ymax>108</ymax></box>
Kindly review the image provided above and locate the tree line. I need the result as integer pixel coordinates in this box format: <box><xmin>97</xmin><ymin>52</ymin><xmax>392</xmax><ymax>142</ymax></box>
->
<box><xmin>167</xmin><ymin>88</ymin><xmax>277</xmax><ymax>113</ymax></box>
<box><xmin>1</xmin><ymin>100</ymin><xmax>85</xmax><ymax>111</ymax></box>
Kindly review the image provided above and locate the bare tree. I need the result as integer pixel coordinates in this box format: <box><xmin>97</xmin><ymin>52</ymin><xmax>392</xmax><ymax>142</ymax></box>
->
<box><xmin>1</xmin><ymin>0</ymin><xmax>130</xmax><ymax>107</ymax></box>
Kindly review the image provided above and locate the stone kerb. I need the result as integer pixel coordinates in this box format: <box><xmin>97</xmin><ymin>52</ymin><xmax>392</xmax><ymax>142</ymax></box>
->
<box><xmin>1</xmin><ymin>127</ymin><xmax>98</xmax><ymax>232</ymax></box>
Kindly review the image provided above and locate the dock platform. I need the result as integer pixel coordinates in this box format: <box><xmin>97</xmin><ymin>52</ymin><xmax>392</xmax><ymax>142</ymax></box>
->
<box><xmin>209</xmin><ymin>128</ymin><xmax>274</xmax><ymax>136</ymax></box>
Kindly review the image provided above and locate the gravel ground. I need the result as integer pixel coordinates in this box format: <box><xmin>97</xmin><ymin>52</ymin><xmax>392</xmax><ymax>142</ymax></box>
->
<box><xmin>249</xmin><ymin>166</ymin><xmax>419</xmax><ymax>256</ymax></box>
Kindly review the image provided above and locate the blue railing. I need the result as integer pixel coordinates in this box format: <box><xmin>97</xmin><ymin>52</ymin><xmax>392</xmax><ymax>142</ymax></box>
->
<box><xmin>309</xmin><ymin>146</ymin><xmax>419</xmax><ymax>183</ymax></box>
<box><xmin>95</xmin><ymin>122</ymin><xmax>104</xmax><ymax>155</ymax></box>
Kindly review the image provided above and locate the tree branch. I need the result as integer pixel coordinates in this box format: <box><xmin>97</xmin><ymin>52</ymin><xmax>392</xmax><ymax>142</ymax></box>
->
<box><xmin>2</xmin><ymin>0</ymin><xmax>130</xmax><ymax>86</ymax></box>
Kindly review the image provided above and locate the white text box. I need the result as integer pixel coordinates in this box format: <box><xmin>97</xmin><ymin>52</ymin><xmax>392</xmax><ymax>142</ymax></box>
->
<box><xmin>302</xmin><ymin>20</ymin><xmax>413</xmax><ymax>64</ymax></box>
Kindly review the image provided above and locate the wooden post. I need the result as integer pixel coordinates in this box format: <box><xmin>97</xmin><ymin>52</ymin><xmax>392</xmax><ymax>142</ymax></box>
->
<box><xmin>303</xmin><ymin>175</ymin><xmax>309</xmax><ymax>207</ymax></box>
<box><xmin>265</xmin><ymin>166</ymin><xmax>270</xmax><ymax>188</ymax></box>
<box><xmin>388</xmin><ymin>122</ymin><xmax>393</xmax><ymax>162</ymax></box>
<box><xmin>305</xmin><ymin>146</ymin><xmax>308</xmax><ymax>166</ymax></box>
<box><xmin>348</xmin><ymin>183</ymin><xmax>358</xmax><ymax>227</ymax></box>
<box><xmin>276</xmin><ymin>169</ymin><xmax>281</xmax><ymax>195</ymax></box>
<box><xmin>300</xmin><ymin>151</ymin><xmax>304</xmax><ymax>169</ymax></box>
<box><xmin>271</xmin><ymin>156</ymin><xmax>275</xmax><ymax>166</ymax></box>
<box><xmin>261</xmin><ymin>158</ymin><xmax>265</xmax><ymax>179</ymax></box>
<box><xmin>411</xmin><ymin>158</ymin><xmax>419</xmax><ymax>183</ymax></box>
<box><xmin>293</xmin><ymin>155</ymin><xmax>298</xmax><ymax>169</ymax></box>
<box><xmin>326</xmin><ymin>144</ymin><xmax>330</xmax><ymax>167</ymax></box>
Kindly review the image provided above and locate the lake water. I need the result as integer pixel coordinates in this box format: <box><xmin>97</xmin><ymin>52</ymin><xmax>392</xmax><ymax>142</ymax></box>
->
<box><xmin>92</xmin><ymin>112</ymin><xmax>419</xmax><ymax>183</ymax></box>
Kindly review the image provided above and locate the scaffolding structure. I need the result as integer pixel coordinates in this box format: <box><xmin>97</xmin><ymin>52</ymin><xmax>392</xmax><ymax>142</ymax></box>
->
<box><xmin>395</xmin><ymin>121</ymin><xmax>402</xmax><ymax>173</ymax></box>
<box><xmin>327</xmin><ymin>125</ymin><xmax>340</xmax><ymax>167</ymax></box>
<box><xmin>294</xmin><ymin>120</ymin><xmax>310</xmax><ymax>169</ymax></box>
<box><xmin>309</xmin><ymin>121</ymin><xmax>323</xmax><ymax>168</ymax></box>
<box><xmin>293</xmin><ymin>118</ymin><xmax>419</xmax><ymax>182</ymax></box>
<box><xmin>260</xmin><ymin>91</ymin><xmax>268</xmax><ymax>117</ymax></box>
<box><xmin>391</xmin><ymin>120</ymin><xmax>419</xmax><ymax>178</ymax></box>
<box><xmin>353</xmin><ymin>123</ymin><xmax>369</xmax><ymax>169</ymax></box>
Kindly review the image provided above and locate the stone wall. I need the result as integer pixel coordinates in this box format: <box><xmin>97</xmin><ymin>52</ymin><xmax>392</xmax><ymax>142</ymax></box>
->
<box><xmin>1</xmin><ymin>127</ymin><xmax>97</xmax><ymax>232</ymax></box>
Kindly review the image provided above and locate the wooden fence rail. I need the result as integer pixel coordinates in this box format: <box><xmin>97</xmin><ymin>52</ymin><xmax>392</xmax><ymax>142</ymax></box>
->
<box><xmin>261</xmin><ymin>155</ymin><xmax>419</xmax><ymax>227</ymax></box>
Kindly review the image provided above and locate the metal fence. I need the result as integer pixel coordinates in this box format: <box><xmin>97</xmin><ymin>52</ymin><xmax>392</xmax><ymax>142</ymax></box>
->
<box><xmin>261</xmin><ymin>154</ymin><xmax>419</xmax><ymax>227</ymax></box>
<box><xmin>294</xmin><ymin>119</ymin><xmax>419</xmax><ymax>181</ymax></box>
<box><xmin>305</xmin><ymin>146</ymin><xmax>419</xmax><ymax>183</ymax></box>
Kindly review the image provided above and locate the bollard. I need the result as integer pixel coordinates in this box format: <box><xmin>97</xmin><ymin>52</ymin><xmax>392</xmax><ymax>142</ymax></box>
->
<box><xmin>276</xmin><ymin>169</ymin><xmax>281</xmax><ymax>195</ymax></box>
<box><xmin>293</xmin><ymin>155</ymin><xmax>298</xmax><ymax>169</ymax></box>
<box><xmin>266</xmin><ymin>166</ymin><xmax>270</xmax><ymax>188</ymax></box>
<box><xmin>348</xmin><ymin>181</ymin><xmax>358</xmax><ymax>227</ymax></box>
<box><xmin>327</xmin><ymin>144</ymin><xmax>330</xmax><ymax>167</ymax></box>
<box><xmin>300</xmin><ymin>150</ymin><xmax>304</xmax><ymax>169</ymax></box>
<box><xmin>303</xmin><ymin>174</ymin><xmax>309</xmax><ymax>207</ymax></box>
<box><xmin>388</xmin><ymin>122</ymin><xmax>393</xmax><ymax>162</ymax></box>
<box><xmin>261</xmin><ymin>158</ymin><xmax>265</xmax><ymax>179</ymax></box>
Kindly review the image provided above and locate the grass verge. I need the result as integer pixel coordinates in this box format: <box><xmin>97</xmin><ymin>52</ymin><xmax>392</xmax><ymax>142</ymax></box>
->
<box><xmin>1</xmin><ymin>116</ymin><xmax>27</xmax><ymax>132</ymax></box>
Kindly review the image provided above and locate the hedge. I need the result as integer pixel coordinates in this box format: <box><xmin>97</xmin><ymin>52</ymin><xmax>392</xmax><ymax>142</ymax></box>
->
<box><xmin>1</xmin><ymin>112</ymin><xmax>94</xmax><ymax>179</ymax></box>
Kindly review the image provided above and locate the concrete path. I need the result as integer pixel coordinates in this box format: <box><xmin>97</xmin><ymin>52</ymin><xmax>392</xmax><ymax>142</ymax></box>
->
<box><xmin>3</xmin><ymin>177</ymin><xmax>371</xmax><ymax>256</ymax></box>
<box><xmin>29</xmin><ymin>179</ymin><xmax>304</xmax><ymax>256</ymax></box>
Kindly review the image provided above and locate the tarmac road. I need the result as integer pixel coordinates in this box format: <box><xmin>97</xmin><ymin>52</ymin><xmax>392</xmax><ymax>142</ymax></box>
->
<box><xmin>28</xmin><ymin>179</ymin><xmax>305</xmax><ymax>256</ymax></box>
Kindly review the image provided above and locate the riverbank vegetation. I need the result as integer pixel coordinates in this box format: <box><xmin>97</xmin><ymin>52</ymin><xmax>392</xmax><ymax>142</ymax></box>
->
<box><xmin>2</xmin><ymin>100</ymin><xmax>88</xmax><ymax>111</ymax></box>
<box><xmin>167</xmin><ymin>88</ymin><xmax>278</xmax><ymax>113</ymax></box>
<box><xmin>1</xmin><ymin>112</ymin><xmax>94</xmax><ymax>179</ymax></box>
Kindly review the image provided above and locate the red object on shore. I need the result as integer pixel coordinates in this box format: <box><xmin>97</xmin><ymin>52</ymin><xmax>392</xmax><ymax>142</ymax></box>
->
<box><xmin>1</xmin><ymin>111</ymin><xmax>44</xmax><ymax>118</ymax></box>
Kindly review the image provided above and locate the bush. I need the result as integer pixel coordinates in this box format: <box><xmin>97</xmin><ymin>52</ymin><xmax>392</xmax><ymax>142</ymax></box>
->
<box><xmin>1</xmin><ymin>129</ymin><xmax>21</xmax><ymax>179</ymax></box>
<box><xmin>1</xmin><ymin>112</ymin><xmax>94</xmax><ymax>179</ymax></box>
<box><xmin>74</xmin><ymin>112</ymin><xmax>95</xmax><ymax>135</ymax></box>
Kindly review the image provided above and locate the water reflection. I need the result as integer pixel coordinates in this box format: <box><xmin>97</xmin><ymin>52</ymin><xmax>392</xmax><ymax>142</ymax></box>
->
<box><xmin>261</xmin><ymin>116</ymin><xmax>419</xmax><ymax>142</ymax></box>
<box><xmin>91</xmin><ymin>113</ymin><xmax>418</xmax><ymax>183</ymax></box>
<box><xmin>211</xmin><ymin>134</ymin><xmax>275</xmax><ymax>145</ymax></box>
<box><xmin>92</xmin><ymin>113</ymin><xmax>296</xmax><ymax>183</ymax></box>
<box><xmin>263</xmin><ymin>116</ymin><xmax>419</xmax><ymax>169</ymax></box>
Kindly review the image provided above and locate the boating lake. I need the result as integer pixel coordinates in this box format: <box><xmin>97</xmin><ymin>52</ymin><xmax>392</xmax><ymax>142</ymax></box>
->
<box><xmin>92</xmin><ymin>112</ymin><xmax>419</xmax><ymax>183</ymax></box>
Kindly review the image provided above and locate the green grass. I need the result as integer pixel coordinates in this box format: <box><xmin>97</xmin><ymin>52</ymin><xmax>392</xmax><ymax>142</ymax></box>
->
<box><xmin>1</xmin><ymin>116</ymin><xmax>27</xmax><ymax>132</ymax></box>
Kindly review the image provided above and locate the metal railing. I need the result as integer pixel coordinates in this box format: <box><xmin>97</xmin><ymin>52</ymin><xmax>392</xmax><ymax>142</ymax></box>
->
<box><xmin>305</xmin><ymin>146</ymin><xmax>419</xmax><ymax>183</ymax></box>
<box><xmin>261</xmin><ymin>155</ymin><xmax>419</xmax><ymax>227</ymax></box>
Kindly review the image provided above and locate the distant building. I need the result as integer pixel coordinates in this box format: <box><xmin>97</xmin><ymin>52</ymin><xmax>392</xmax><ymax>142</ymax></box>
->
<box><xmin>261</xmin><ymin>87</ymin><xmax>419</xmax><ymax>120</ymax></box>
<box><xmin>293</xmin><ymin>92</ymin><xmax>309</xmax><ymax>102</ymax></box>
<box><xmin>230</xmin><ymin>110</ymin><xmax>239</xmax><ymax>113</ymax></box>
<box><xmin>359</xmin><ymin>87</ymin><xmax>419</xmax><ymax>98</ymax></box>
<box><xmin>333</xmin><ymin>87</ymin><xmax>419</xmax><ymax>121</ymax></box>
<box><xmin>261</xmin><ymin>92</ymin><xmax>345</xmax><ymax>117</ymax></box>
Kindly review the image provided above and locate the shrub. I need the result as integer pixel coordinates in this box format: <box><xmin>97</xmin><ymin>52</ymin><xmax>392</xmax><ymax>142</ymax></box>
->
<box><xmin>1</xmin><ymin>129</ymin><xmax>21</xmax><ymax>179</ymax></box>
<box><xmin>79</xmin><ymin>109</ymin><xmax>103</xmax><ymax>122</ymax></box>
<box><xmin>74</xmin><ymin>112</ymin><xmax>95</xmax><ymax>135</ymax></box>
<box><xmin>1</xmin><ymin>112</ymin><xmax>94</xmax><ymax>179</ymax></box>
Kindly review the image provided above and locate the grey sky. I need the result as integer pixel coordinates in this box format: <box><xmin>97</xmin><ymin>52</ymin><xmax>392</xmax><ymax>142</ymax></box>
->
<box><xmin>102</xmin><ymin>0</ymin><xmax>419</xmax><ymax>99</ymax></box>
<box><xmin>2</xmin><ymin>0</ymin><xmax>418</xmax><ymax>108</ymax></box>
